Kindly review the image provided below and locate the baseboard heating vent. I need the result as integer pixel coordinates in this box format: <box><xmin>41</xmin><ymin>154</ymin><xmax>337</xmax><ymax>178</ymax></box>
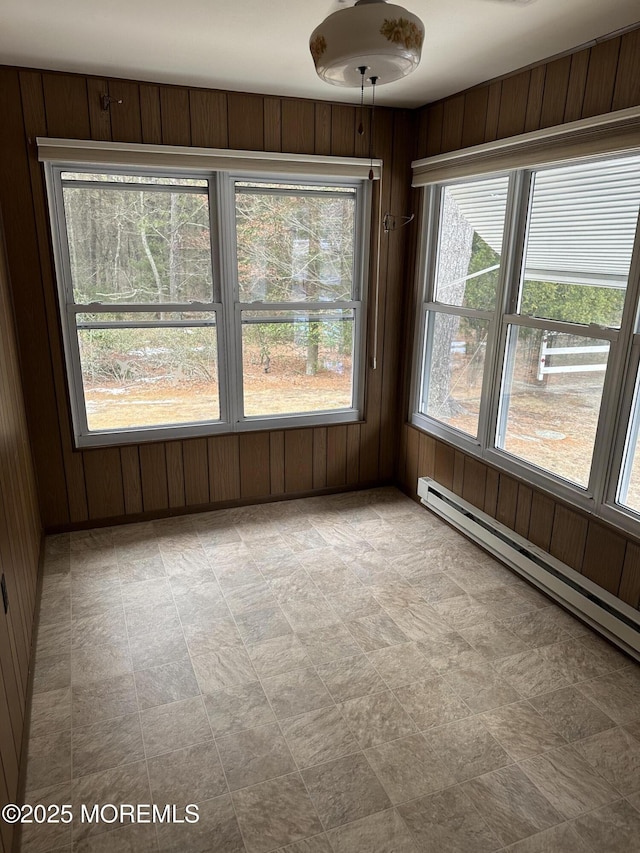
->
<box><xmin>417</xmin><ymin>477</ymin><xmax>640</xmax><ymax>662</ymax></box>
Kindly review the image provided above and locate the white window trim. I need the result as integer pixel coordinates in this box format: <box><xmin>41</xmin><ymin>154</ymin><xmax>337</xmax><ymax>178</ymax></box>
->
<box><xmin>42</xmin><ymin>151</ymin><xmax>373</xmax><ymax>448</ymax></box>
<box><xmin>411</xmin><ymin>143</ymin><xmax>640</xmax><ymax>540</ymax></box>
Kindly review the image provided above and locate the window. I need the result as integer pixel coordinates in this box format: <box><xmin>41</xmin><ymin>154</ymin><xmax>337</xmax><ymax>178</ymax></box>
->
<box><xmin>413</xmin><ymin>150</ymin><xmax>640</xmax><ymax>527</ymax></box>
<box><xmin>47</xmin><ymin>166</ymin><xmax>369</xmax><ymax>446</ymax></box>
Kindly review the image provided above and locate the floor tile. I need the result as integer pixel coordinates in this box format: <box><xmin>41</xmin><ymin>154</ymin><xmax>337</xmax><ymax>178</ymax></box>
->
<box><xmin>462</xmin><ymin>765</ymin><xmax>562</xmax><ymax>846</ymax></box>
<box><xmin>155</xmin><ymin>793</ymin><xmax>244</xmax><ymax>853</ymax></box>
<box><xmin>575</xmin><ymin>667</ymin><xmax>640</xmax><ymax>725</ymax></box>
<box><xmin>422</xmin><ymin>717</ymin><xmax>511</xmax><ymax>783</ymax></box>
<box><xmin>326</xmin><ymin>808</ymin><xmax>418</xmax><ymax>853</ymax></box>
<box><xmin>72</xmin><ymin>713</ymin><xmax>144</xmax><ymax>777</ymax></box>
<box><xmin>262</xmin><ymin>667</ymin><xmax>333</xmax><ymax>720</ymax></box>
<box><xmin>118</xmin><ymin>555</ymin><xmax>167</xmax><ymax>586</ymax></box>
<box><xmin>366</xmin><ymin>643</ymin><xmax>435</xmax><ymax>688</ymax></box>
<box><xmin>280</xmin><ymin>706</ymin><xmax>359</xmax><ymax>769</ymax></box>
<box><xmin>135</xmin><ymin>660</ymin><xmax>200</xmax><ymax>710</ymax></box>
<box><xmin>25</xmin><ymin>730</ymin><xmax>72</xmax><ymax>792</ymax></box>
<box><xmin>393</xmin><ymin>677</ymin><xmax>471</xmax><ymax>730</ymax></box>
<box><xmin>74</xmin><ymin>822</ymin><xmax>159</xmax><ymax>852</ymax></box>
<box><xmin>203</xmin><ymin>681</ymin><xmax>276</xmax><ymax>736</ymax></box>
<box><xmin>492</xmin><ymin>649</ymin><xmax>571</xmax><ymax>697</ymax></box>
<box><xmin>500</xmin><ymin>822</ymin><xmax>585</xmax><ymax>852</ymax></box>
<box><xmin>443</xmin><ymin>661</ymin><xmax>521</xmax><ymax>712</ymax></box>
<box><xmin>346</xmin><ymin>612</ymin><xmax>408</xmax><ymax>651</ymax></box>
<box><xmin>571</xmin><ymin>798</ymin><xmax>640</xmax><ymax>853</ymax></box>
<box><xmin>365</xmin><ymin>732</ymin><xmax>455</xmax><ymax>803</ymax></box>
<box><xmin>302</xmin><ymin>753</ymin><xmax>391</xmax><ymax>830</ymax></box>
<box><xmin>147</xmin><ymin>741</ymin><xmax>227</xmax><ymax>804</ymax></box>
<box><xmin>481</xmin><ymin>702</ymin><xmax>567</xmax><ymax>761</ymax></box>
<box><xmin>460</xmin><ymin>621</ymin><xmax>530</xmax><ymax>661</ymax></box>
<box><xmin>520</xmin><ymin>745</ymin><xmax>619</xmax><ymax>818</ymax></box>
<box><xmin>340</xmin><ymin>690</ymin><xmax>417</xmax><ymax>748</ymax></box>
<box><xmin>124</xmin><ymin>601</ymin><xmax>179</xmax><ymax>637</ymax></box>
<box><xmin>72</xmin><ymin>761</ymin><xmax>151</xmax><ymax>841</ymax></box>
<box><xmin>540</xmin><ymin>639</ymin><xmax>624</xmax><ymax>684</ymax></box>
<box><xmin>248</xmin><ymin>634</ymin><xmax>312</xmax><ymax>679</ymax></box>
<box><xmin>71</xmin><ymin>641</ymin><xmax>132</xmax><ymax>684</ymax></box>
<box><xmin>416</xmin><ymin>631</ymin><xmax>486</xmax><ymax>674</ymax></box>
<box><xmin>431</xmin><ymin>593</ymin><xmax>495</xmax><ymax>630</ymax></box>
<box><xmin>71</xmin><ymin>610</ymin><xmax>127</xmax><ymax>650</ymax></box>
<box><xmin>217</xmin><ymin>722</ymin><xmax>296</xmax><ymax>790</ymax></box>
<box><xmin>529</xmin><ymin>686</ymin><xmax>616</xmax><ymax>742</ymax></box>
<box><xmin>398</xmin><ymin>786</ymin><xmax>500</xmax><ymax>853</ymax></box>
<box><xmin>296</xmin><ymin>624</ymin><xmax>361</xmax><ymax>664</ymax></box>
<box><xmin>35</xmin><ymin>621</ymin><xmax>72</xmax><ymax>659</ymax></box>
<box><xmin>20</xmin><ymin>781</ymin><xmax>73</xmax><ymax>853</ymax></box>
<box><xmin>182</xmin><ymin>615</ymin><xmax>244</xmax><ymax>657</ymax></box>
<box><xmin>120</xmin><ymin>577</ymin><xmax>173</xmax><ymax>611</ymax></box>
<box><xmin>191</xmin><ymin>646</ymin><xmax>257</xmax><ymax>694</ymax></box>
<box><xmin>72</xmin><ymin>673</ymin><xmax>138</xmax><ymax>726</ymax></box>
<box><xmin>140</xmin><ymin>696</ymin><xmax>212</xmax><ymax>757</ymax></box>
<box><xmin>235</xmin><ymin>605</ymin><xmax>294</xmax><ymax>645</ymax></box>
<box><xmin>173</xmin><ymin>582</ymin><xmax>230</xmax><ymax>622</ymax></box>
<box><xmin>500</xmin><ymin>608</ymin><xmax>574</xmax><ymax>649</ymax></box>
<box><xmin>382</xmin><ymin>600</ymin><xmax>452</xmax><ymax>644</ymax></box>
<box><xmin>573</xmin><ymin>726</ymin><xmax>640</xmax><ymax>795</ymax></box>
<box><xmin>128</xmin><ymin>619</ymin><xmax>189</xmax><ymax>670</ymax></box>
<box><xmin>29</xmin><ymin>687</ymin><xmax>72</xmax><ymax>738</ymax></box>
<box><xmin>316</xmin><ymin>654</ymin><xmax>385</xmax><ymax>702</ymax></box>
<box><xmin>233</xmin><ymin>773</ymin><xmax>323</xmax><ymax>853</ymax></box>
<box><xmin>224</xmin><ymin>579</ymin><xmax>276</xmax><ymax>615</ymax></box>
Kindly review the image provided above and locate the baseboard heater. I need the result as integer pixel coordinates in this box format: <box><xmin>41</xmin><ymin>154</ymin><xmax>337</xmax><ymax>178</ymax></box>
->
<box><xmin>417</xmin><ymin>477</ymin><xmax>640</xmax><ymax>662</ymax></box>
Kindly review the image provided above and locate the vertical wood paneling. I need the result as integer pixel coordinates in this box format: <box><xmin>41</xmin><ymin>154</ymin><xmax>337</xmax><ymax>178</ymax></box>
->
<box><xmin>461</xmin><ymin>87</ymin><xmax>489</xmax><ymax>148</ymax></box>
<box><xmin>528</xmin><ymin>492</ymin><xmax>555</xmax><ymax>551</ymax></box>
<box><xmin>619</xmin><ymin>543</ymin><xmax>640</xmax><ymax>607</ymax></box>
<box><xmin>208</xmin><ymin>435</ymin><xmax>240</xmax><ymax>503</ymax></box>
<box><xmin>346</xmin><ymin>423</ymin><xmax>360</xmax><ymax>484</ymax></box>
<box><xmin>484</xmin><ymin>468</ymin><xmax>499</xmax><ymax>519</ymax></box>
<box><xmin>284</xmin><ymin>429</ymin><xmax>313</xmax><ymax>493</ymax></box>
<box><xmin>425</xmin><ymin>102</ymin><xmax>443</xmax><ymax>156</ymax></box>
<box><xmin>462</xmin><ymin>456</ymin><xmax>486</xmax><ymax>509</ymax></box>
<box><xmin>581</xmin><ymin>38</ymin><xmax>621</xmax><ymax>118</ymax></box>
<box><xmin>83</xmin><ymin>449</ymin><xmax>125</xmax><ymax>519</ymax></box>
<box><xmin>452</xmin><ymin>451</ymin><xmax>465</xmax><ymax>496</ymax></box>
<box><xmin>563</xmin><ymin>48</ymin><xmax>590</xmax><ymax>122</ymax></box>
<box><xmin>549</xmin><ymin>505</ymin><xmax>587</xmax><ymax>571</ymax></box>
<box><xmin>484</xmin><ymin>82</ymin><xmax>502</xmax><ymax>142</ymax></box>
<box><xmin>166</xmin><ymin>442</ymin><xmax>186</xmax><ymax>508</ymax></box>
<box><xmin>417</xmin><ymin>432</ymin><xmax>436</xmax><ymax>480</ymax></box>
<box><xmin>86</xmin><ymin>77</ymin><xmax>112</xmax><ymax>140</ymax></box>
<box><xmin>270</xmin><ymin>431</ymin><xmax>285</xmax><ymax>495</ymax></box>
<box><xmin>581</xmin><ymin>522</ymin><xmax>625</xmax><ymax>595</ymax></box>
<box><xmin>331</xmin><ymin>105</ymin><xmax>356</xmax><ymax>156</ymax></box>
<box><xmin>524</xmin><ymin>66</ymin><xmax>546</xmax><ymax>132</ymax></box>
<box><xmin>139</xmin><ymin>84</ymin><xmax>162</xmax><ymax>143</ymax></box>
<box><xmin>108</xmin><ymin>80</ymin><xmax>143</xmax><ymax>142</ymax></box>
<box><xmin>139</xmin><ymin>443</ymin><xmax>169</xmax><ymax>512</ymax></box>
<box><xmin>404</xmin><ymin>426</ymin><xmax>419</xmax><ymax>493</ymax></box>
<box><xmin>539</xmin><ymin>56</ymin><xmax>571</xmax><ymax>128</ymax></box>
<box><xmin>189</xmin><ymin>90</ymin><xmax>228</xmax><ymax>148</ymax></box>
<box><xmin>42</xmin><ymin>73</ymin><xmax>91</xmax><ymax>137</ymax></box>
<box><xmin>120</xmin><ymin>446</ymin><xmax>143</xmax><ymax>515</ymax></box>
<box><xmin>263</xmin><ymin>97</ymin><xmax>282</xmax><ymax>152</ymax></box>
<box><xmin>434</xmin><ymin>441</ymin><xmax>454</xmax><ymax>491</ymax></box>
<box><xmin>228</xmin><ymin>93</ymin><xmax>264</xmax><ymax>150</ymax></box>
<box><xmin>496</xmin><ymin>473</ymin><xmax>518</xmax><ymax>529</ymax></box>
<box><xmin>183</xmin><ymin>439</ymin><xmax>209</xmax><ymax>505</ymax></box>
<box><xmin>612</xmin><ymin>28</ymin><xmax>640</xmax><ymax>110</ymax></box>
<box><xmin>160</xmin><ymin>87</ymin><xmax>191</xmax><ymax>145</ymax></box>
<box><xmin>239</xmin><ymin>433</ymin><xmax>270</xmax><ymax>499</ymax></box>
<box><xmin>312</xmin><ymin>427</ymin><xmax>327</xmax><ymax>490</ymax></box>
<box><xmin>496</xmin><ymin>71</ymin><xmax>530</xmax><ymax>138</ymax></box>
<box><xmin>281</xmin><ymin>100</ymin><xmax>315</xmax><ymax>154</ymax></box>
<box><xmin>314</xmin><ymin>103</ymin><xmax>331</xmax><ymax>154</ymax></box>
<box><xmin>514</xmin><ymin>484</ymin><xmax>532</xmax><ymax>539</ymax></box>
<box><xmin>441</xmin><ymin>95</ymin><xmax>464</xmax><ymax>152</ymax></box>
<box><xmin>327</xmin><ymin>425</ymin><xmax>347</xmax><ymax>488</ymax></box>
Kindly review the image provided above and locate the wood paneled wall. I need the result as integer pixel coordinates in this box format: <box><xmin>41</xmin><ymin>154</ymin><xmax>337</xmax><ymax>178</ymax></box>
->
<box><xmin>0</xmin><ymin>208</ymin><xmax>42</xmax><ymax>853</ymax></box>
<box><xmin>0</xmin><ymin>67</ymin><xmax>414</xmax><ymax>530</ymax></box>
<box><xmin>398</xmin><ymin>27</ymin><xmax>640</xmax><ymax>609</ymax></box>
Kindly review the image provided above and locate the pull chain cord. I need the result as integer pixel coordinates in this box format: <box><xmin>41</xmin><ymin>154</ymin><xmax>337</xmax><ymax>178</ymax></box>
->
<box><xmin>357</xmin><ymin>66</ymin><xmax>366</xmax><ymax>136</ymax></box>
<box><xmin>368</xmin><ymin>74</ymin><xmax>381</xmax><ymax>371</ymax></box>
<box><xmin>368</xmin><ymin>76</ymin><xmax>378</xmax><ymax>181</ymax></box>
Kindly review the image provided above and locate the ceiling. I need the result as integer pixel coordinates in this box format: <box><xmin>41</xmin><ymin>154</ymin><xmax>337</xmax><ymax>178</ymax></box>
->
<box><xmin>1</xmin><ymin>0</ymin><xmax>638</xmax><ymax>108</ymax></box>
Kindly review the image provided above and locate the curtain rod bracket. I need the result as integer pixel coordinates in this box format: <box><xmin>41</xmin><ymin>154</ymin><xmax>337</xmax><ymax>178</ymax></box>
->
<box><xmin>101</xmin><ymin>94</ymin><xmax>123</xmax><ymax>111</ymax></box>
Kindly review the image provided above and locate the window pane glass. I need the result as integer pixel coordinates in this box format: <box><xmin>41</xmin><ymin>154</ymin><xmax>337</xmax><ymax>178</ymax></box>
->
<box><xmin>617</xmin><ymin>370</ymin><xmax>640</xmax><ymax>513</ymax></box>
<box><xmin>62</xmin><ymin>185</ymin><xmax>213</xmax><ymax>304</ymax></box>
<box><xmin>235</xmin><ymin>185</ymin><xmax>356</xmax><ymax>302</ymax></box>
<box><xmin>77</xmin><ymin>323</ymin><xmax>219</xmax><ymax>431</ymax></box>
<box><xmin>434</xmin><ymin>176</ymin><xmax>509</xmax><ymax>310</ymax></box>
<box><xmin>241</xmin><ymin>309</ymin><xmax>354</xmax><ymax>417</ymax></box>
<box><xmin>519</xmin><ymin>155</ymin><xmax>640</xmax><ymax>327</ymax></box>
<box><xmin>62</xmin><ymin>172</ymin><xmax>208</xmax><ymax>187</ymax></box>
<box><xmin>497</xmin><ymin>326</ymin><xmax>609</xmax><ymax>487</ymax></box>
<box><xmin>420</xmin><ymin>311</ymin><xmax>489</xmax><ymax>437</ymax></box>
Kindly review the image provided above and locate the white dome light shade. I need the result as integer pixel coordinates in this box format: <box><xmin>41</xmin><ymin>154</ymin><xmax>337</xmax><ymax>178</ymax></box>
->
<box><xmin>310</xmin><ymin>0</ymin><xmax>424</xmax><ymax>87</ymax></box>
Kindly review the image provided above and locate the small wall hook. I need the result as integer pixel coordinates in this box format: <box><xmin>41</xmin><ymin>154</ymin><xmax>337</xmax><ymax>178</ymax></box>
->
<box><xmin>101</xmin><ymin>94</ymin><xmax>123</xmax><ymax>111</ymax></box>
<box><xmin>383</xmin><ymin>212</ymin><xmax>415</xmax><ymax>233</ymax></box>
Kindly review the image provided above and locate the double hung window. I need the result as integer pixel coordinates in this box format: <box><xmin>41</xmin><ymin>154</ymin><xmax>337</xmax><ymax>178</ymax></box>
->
<box><xmin>413</xmin><ymin>148</ymin><xmax>640</xmax><ymax>528</ymax></box>
<box><xmin>45</xmin><ymin>162</ymin><xmax>369</xmax><ymax>447</ymax></box>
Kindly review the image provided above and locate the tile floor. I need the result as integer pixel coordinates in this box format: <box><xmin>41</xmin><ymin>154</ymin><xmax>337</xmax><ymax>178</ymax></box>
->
<box><xmin>20</xmin><ymin>487</ymin><xmax>640</xmax><ymax>852</ymax></box>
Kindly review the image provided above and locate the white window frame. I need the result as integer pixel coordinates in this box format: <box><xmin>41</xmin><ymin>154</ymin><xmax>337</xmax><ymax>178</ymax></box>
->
<box><xmin>411</xmin><ymin>127</ymin><xmax>640</xmax><ymax>537</ymax></box>
<box><xmin>43</xmin><ymin>154</ymin><xmax>373</xmax><ymax>448</ymax></box>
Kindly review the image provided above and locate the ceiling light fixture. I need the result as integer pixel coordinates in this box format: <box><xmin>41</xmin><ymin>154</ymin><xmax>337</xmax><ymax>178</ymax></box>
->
<box><xmin>309</xmin><ymin>0</ymin><xmax>425</xmax><ymax>88</ymax></box>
